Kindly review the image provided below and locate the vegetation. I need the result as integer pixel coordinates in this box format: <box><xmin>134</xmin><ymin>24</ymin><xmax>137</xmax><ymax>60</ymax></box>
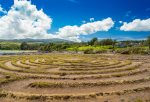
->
<box><xmin>37</xmin><ymin>37</ymin><xmax>150</xmax><ymax>54</ymax></box>
<box><xmin>0</xmin><ymin>36</ymin><xmax>150</xmax><ymax>55</ymax></box>
<box><xmin>0</xmin><ymin>42</ymin><xmax>20</xmax><ymax>50</ymax></box>
<box><xmin>0</xmin><ymin>54</ymin><xmax>149</xmax><ymax>101</ymax></box>
<box><xmin>147</xmin><ymin>35</ymin><xmax>150</xmax><ymax>50</ymax></box>
<box><xmin>0</xmin><ymin>41</ymin><xmax>41</xmax><ymax>50</ymax></box>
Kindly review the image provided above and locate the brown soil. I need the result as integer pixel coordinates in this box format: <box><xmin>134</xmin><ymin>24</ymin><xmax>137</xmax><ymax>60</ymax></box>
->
<box><xmin>0</xmin><ymin>54</ymin><xmax>150</xmax><ymax>102</ymax></box>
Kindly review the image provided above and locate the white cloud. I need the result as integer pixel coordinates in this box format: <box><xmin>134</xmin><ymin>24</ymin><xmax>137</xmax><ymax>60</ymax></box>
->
<box><xmin>82</xmin><ymin>20</ymin><xmax>86</xmax><ymax>24</ymax></box>
<box><xmin>55</xmin><ymin>18</ymin><xmax>114</xmax><ymax>42</ymax></box>
<box><xmin>120</xmin><ymin>18</ymin><xmax>150</xmax><ymax>31</ymax></box>
<box><xmin>0</xmin><ymin>5</ymin><xmax>7</xmax><ymax>14</ymax></box>
<box><xmin>0</xmin><ymin>0</ymin><xmax>114</xmax><ymax>42</ymax></box>
<box><xmin>90</xmin><ymin>18</ymin><xmax>94</xmax><ymax>22</ymax></box>
<box><xmin>119</xmin><ymin>21</ymin><xmax>123</xmax><ymax>24</ymax></box>
<box><xmin>0</xmin><ymin>0</ymin><xmax>52</xmax><ymax>39</ymax></box>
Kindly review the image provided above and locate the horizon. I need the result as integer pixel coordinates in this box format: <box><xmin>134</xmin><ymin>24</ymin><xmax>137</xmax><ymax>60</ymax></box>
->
<box><xmin>0</xmin><ymin>0</ymin><xmax>150</xmax><ymax>42</ymax></box>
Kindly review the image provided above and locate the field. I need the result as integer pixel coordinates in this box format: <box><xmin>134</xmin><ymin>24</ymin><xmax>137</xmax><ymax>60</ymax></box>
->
<box><xmin>67</xmin><ymin>46</ymin><xmax>114</xmax><ymax>51</ymax></box>
<box><xmin>0</xmin><ymin>54</ymin><xmax>150</xmax><ymax>102</ymax></box>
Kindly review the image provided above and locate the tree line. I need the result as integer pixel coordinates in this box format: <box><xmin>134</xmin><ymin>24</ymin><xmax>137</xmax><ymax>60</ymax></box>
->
<box><xmin>0</xmin><ymin>35</ymin><xmax>150</xmax><ymax>52</ymax></box>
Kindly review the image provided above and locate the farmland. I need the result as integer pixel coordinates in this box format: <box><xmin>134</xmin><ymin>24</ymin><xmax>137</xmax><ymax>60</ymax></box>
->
<box><xmin>0</xmin><ymin>54</ymin><xmax>149</xmax><ymax>102</ymax></box>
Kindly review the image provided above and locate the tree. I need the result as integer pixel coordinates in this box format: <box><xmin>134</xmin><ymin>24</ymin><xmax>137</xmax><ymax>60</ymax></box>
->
<box><xmin>100</xmin><ymin>39</ymin><xmax>113</xmax><ymax>46</ymax></box>
<box><xmin>0</xmin><ymin>44</ymin><xmax>1</xmax><ymax>49</ymax></box>
<box><xmin>20</xmin><ymin>42</ymin><xmax>29</xmax><ymax>50</ymax></box>
<box><xmin>88</xmin><ymin>38</ymin><xmax>98</xmax><ymax>46</ymax></box>
<box><xmin>147</xmin><ymin>35</ymin><xmax>150</xmax><ymax>50</ymax></box>
<box><xmin>112</xmin><ymin>40</ymin><xmax>117</xmax><ymax>51</ymax></box>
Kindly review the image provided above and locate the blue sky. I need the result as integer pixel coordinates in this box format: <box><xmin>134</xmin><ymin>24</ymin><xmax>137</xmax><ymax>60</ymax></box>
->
<box><xmin>0</xmin><ymin>0</ymin><xmax>150</xmax><ymax>41</ymax></box>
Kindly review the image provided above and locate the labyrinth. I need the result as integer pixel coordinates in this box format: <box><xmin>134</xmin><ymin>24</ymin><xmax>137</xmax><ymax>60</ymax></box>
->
<box><xmin>0</xmin><ymin>54</ymin><xmax>150</xmax><ymax>102</ymax></box>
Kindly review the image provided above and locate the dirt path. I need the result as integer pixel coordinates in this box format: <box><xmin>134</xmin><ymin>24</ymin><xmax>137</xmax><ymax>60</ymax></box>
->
<box><xmin>17</xmin><ymin>61</ymin><xmax>36</xmax><ymax>68</ymax></box>
<box><xmin>2</xmin><ymin>78</ymin><xmax>150</xmax><ymax>95</ymax></box>
<box><xmin>0</xmin><ymin>54</ymin><xmax>150</xmax><ymax>102</ymax></box>
<box><xmin>5</xmin><ymin>61</ymin><xmax>21</xmax><ymax>70</ymax></box>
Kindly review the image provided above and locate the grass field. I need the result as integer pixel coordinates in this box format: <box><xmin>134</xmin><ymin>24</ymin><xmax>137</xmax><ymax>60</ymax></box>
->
<box><xmin>67</xmin><ymin>46</ymin><xmax>113</xmax><ymax>51</ymax></box>
<box><xmin>0</xmin><ymin>54</ymin><xmax>149</xmax><ymax>102</ymax></box>
<box><xmin>67</xmin><ymin>45</ymin><xmax>149</xmax><ymax>51</ymax></box>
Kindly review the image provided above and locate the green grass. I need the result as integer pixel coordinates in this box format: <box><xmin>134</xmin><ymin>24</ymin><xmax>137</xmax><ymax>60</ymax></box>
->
<box><xmin>0</xmin><ymin>42</ymin><xmax>21</xmax><ymax>45</ymax></box>
<box><xmin>67</xmin><ymin>46</ymin><xmax>113</xmax><ymax>51</ymax></box>
<box><xmin>67</xmin><ymin>45</ymin><xmax>149</xmax><ymax>52</ymax></box>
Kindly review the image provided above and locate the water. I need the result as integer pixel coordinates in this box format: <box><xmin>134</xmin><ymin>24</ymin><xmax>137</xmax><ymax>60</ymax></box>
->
<box><xmin>0</xmin><ymin>50</ymin><xmax>37</xmax><ymax>55</ymax></box>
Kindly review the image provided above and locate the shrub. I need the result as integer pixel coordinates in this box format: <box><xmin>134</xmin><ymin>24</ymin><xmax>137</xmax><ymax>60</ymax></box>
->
<box><xmin>59</xmin><ymin>73</ymin><xmax>67</xmax><ymax>76</ymax></box>
<box><xmin>117</xmin><ymin>47</ymin><xmax>149</xmax><ymax>55</ymax></box>
<box><xmin>95</xmin><ymin>49</ymin><xmax>107</xmax><ymax>54</ymax></box>
<box><xmin>5</xmin><ymin>75</ymin><xmax>11</xmax><ymax>79</ymax></box>
<box><xmin>84</xmin><ymin>48</ymin><xmax>94</xmax><ymax>54</ymax></box>
<box><xmin>119</xmin><ymin>49</ymin><xmax>130</xmax><ymax>54</ymax></box>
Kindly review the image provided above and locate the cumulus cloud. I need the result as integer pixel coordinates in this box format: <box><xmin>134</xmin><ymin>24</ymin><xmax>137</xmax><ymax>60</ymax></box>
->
<box><xmin>0</xmin><ymin>0</ymin><xmax>52</xmax><ymax>39</ymax></box>
<box><xmin>82</xmin><ymin>20</ymin><xmax>86</xmax><ymax>24</ymax></box>
<box><xmin>55</xmin><ymin>18</ymin><xmax>114</xmax><ymax>42</ymax></box>
<box><xmin>0</xmin><ymin>5</ymin><xmax>7</xmax><ymax>14</ymax></box>
<box><xmin>119</xmin><ymin>21</ymin><xmax>123</xmax><ymax>24</ymax></box>
<box><xmin>120</xmin><ymin>18</ymin><xmax>150</xmax><ymax>31</ymax></box>
<box><xmin>90</xmin><ymin>18</ymin><xmax>94</xmax><ymax>22</ymax></box>
<box><xmin>0</xmin><ymin>0</ymin><xmax>114</xmax><ymax>42</ymax></box>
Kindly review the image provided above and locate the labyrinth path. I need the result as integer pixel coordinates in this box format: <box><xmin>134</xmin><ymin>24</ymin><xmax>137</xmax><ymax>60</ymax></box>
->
<box><xmin>0</xmin><ymin>54</ymin><xmax>150</xmax><ymax>102</ymax></box>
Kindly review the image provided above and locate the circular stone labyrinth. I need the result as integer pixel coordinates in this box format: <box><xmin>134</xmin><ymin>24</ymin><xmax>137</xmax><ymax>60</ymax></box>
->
<box><xmin>0</xmin><ymin>54</ymin><xmax>150</xmax><ymax>102</ymax></box>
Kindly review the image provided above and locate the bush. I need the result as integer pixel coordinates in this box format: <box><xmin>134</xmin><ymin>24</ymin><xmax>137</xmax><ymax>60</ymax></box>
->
<box><xmin>95</xmin><ymin>49</ymin><xmax>107</xmax><ymax>54</ymax></box>
<box><xmin>119</xmin><ymin>49</ymin><xmax>130</xmax><ymax>54</ymax></box>
<box><xmin>84</xmin><ymin>48</ymin><xmax>94</xmax><ymax>54</ymax></box>
<box><xmin>117</xmin><ymin>47</ymin><xmax>149</xmax><ymax>55</ymax></box>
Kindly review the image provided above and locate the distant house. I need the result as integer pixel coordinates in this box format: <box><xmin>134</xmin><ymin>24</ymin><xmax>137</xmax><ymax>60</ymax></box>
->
<box><xmin>129</xmin><ymin>42</ymin><xmax>141</xmax><ymax>47</ymax></box>
<box><xmin>117</xmin><ymin>41</ymin><xmax>142</xmax><ymax>48</ymax></box>
<box><xmin>117</xmin><ymin>42</ymin><xmax>127</xmax><ymax>48</ymax></box>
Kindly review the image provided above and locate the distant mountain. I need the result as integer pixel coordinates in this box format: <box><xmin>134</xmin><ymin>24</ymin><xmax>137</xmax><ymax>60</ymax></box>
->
<box><xmin>0</xmin><ymin>38</ymin><xmax>73</xmax><ymax>43</ymax></box>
